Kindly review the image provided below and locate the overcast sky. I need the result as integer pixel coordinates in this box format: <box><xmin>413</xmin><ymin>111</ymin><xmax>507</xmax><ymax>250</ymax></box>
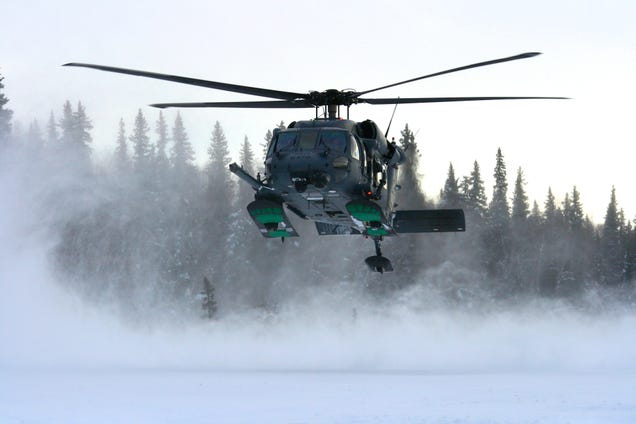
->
<box><xmin>2</xmin><ymin>0</ymin><xmax>635</xmax><ymax>222</ymax></box>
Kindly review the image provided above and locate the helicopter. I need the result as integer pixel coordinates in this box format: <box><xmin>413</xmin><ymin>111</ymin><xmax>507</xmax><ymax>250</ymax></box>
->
<box><xmin>64</xmin><ymin>52</ymin><xmax>566</xmax><ymax>272</ymax></box>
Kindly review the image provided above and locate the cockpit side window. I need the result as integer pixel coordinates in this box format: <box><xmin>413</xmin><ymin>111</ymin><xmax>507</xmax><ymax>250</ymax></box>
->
<box><xmin>349</xmin><ymin>135</ymin><xmax>360</xmax><ymax>161</ymax></box>
<box><xmin>275</xmin><ymin>132</ymin><xmax>296</xmax><ymax>152</ymax></box>
<box><xmin>319</xmin><ymin>130</ymin><xmax>347</xmax><ymax>152</ymax></box>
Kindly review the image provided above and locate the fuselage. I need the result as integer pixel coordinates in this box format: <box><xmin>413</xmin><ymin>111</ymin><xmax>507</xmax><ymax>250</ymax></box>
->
<box><xmin>262</xmin><ymin>118</ymin><xmax>399</xmax><ymax>231</ymax></box>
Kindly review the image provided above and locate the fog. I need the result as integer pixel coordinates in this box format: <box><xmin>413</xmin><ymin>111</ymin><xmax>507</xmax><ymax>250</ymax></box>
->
<box><xmin>1</xmin><ymin>145</ymin><xmax>635</xmax><ymax>376</ymax></box>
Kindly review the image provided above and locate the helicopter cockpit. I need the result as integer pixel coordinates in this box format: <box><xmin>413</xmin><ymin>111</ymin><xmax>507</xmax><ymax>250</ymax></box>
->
<box><xmin>270</xmin><ymin>128</ymin><xmax>358</xmax><ymax>155</ymax></box>
<box><xmin>265</xmin><ymin>127</ymin><xmax>367</xmax><ymax>188</ymax></box>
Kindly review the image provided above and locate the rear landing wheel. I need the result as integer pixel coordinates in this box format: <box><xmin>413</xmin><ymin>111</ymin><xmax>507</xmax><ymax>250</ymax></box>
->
<box><xmin>365</xmin><ymin>237</ymin><xmax>393</xmax><ymax>273</ymax></box>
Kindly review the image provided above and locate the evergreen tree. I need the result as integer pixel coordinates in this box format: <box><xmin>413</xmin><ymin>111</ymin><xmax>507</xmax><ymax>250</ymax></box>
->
<box><xmin>562</xmin><ymin>193</ymin><xmax>572</xmax><ymax>227</ymax></box>
<box><xmin>262</xmin><ymin>128</ymin><xmax>273</xmax><ymax>162</ymax></box>
<box><xmin>539</xmin><ymin>187</ymin><xmax>567</xmax><ymax>295</ymax></box>
<box><xmin>625</xmin><ymin>218</ymin><xmax>636</xmax><ymax>283</ymax></box>
<box><xmin>201</xmin><ymin>277</ymin><xmax>217</xmax><ymax>319</ymax></box>
<box><xmin>59</xmin><ymin>100</ymin><xmax>75</xmax><ymax>146</ymax></box>
<box><xmin>235</xmin><ymin>135</ymin><xmax>255</xmax><ymax>210</ymax></box>
<box><xmin>58</xmin><ymin>100</ymin><xmax>92</xmax><ymax>154</ymax></box>
<box><xmin>511</xmin><ymin>167</ymin><xmax>529</xmax><ymax>227</ymax></box>
<box><xmin>155</xmin><ymin>111</ymin><xmax>169</xmax><ymax>171</ymax></box>
<box><xmin>508</xmin><ymin>168</ymin><xmax>537</xmax><ymax>292</ymax></box>
<box><xmin>569</xmin><ymin>186</ymin><xmax>584</xmax><ymax>232</ymax></box>
<box><xmin>441</xmin><ymin>162</ymin><xmax>461</xmax><ymax>207</ymax></box>
<box><xmin>204</xmin><ymin>121</ymin><xmax>235</xmax><ymax>287</ymax></box>
<box><xmin>114</xmin><ymin>118</ymin><xmax>129</xmax><ymax>169</ymax></box>
<box><xmin>229</xmin><ymin>135</ymin><xmax>264</xmax><ymax>299</ymax></box>
<box><xmin>46</xmin><ymin>111</ymin><xmax>59</xmax><ymax>145</ymax></box>
<box><xmin>601</xmin><ymin>187</ymin><xmax>623</xmax><ymax>285</ymax></box>
<box><xmin>463</xmin><ymin>161</ymin><xmax>488</xmax><ymax>218</ymax></box>
<box><xmin>239</xmin><ymin>135</ymin><xmax>255</xmax><ymax>176</ymax></box>
<box><xmin>0</xmin><ymin>73</ymin><xmax>13</xmax><ymax>144</ymax></box>
<box><xmin>489</xmin><ymin>148</ymin><xmax>510</xmax><ymax>224</ymax></box>
<box><xmin>397</xmin><ymin>123</ymin><xmax>427</xmax><ymax>208</ymax></box>
<box><xmin>208</xmin><ymin>121</ymin><xmax>232</xmax><ymax>179</ymax></box>
<box><xmin>73</xmin><ymin>101</ymin><xmax>93</xmax><ymax>150</ymax></box>
<box><xmin>528</xmin><ymin>200</ymin><xmax>543</xmax><ymax>232</ymax></box>
<box><xmin>170</xmin><ymin>112</ymin><xmax>195</xmax><ymax>174</ymax></box>
<box><xmin>484</xmin><ymin>148</ymin><xmax>510</xmax><ymax>277</ymax></box>
<box><xmin>544</xmin><ymin>187</ymin><xmax>558</xmax><ymax>225</ymax></box>
<box><xmin>130</xmin><ymin>109</ymin><xmax>151</xmax><ymax>171</ymax></box>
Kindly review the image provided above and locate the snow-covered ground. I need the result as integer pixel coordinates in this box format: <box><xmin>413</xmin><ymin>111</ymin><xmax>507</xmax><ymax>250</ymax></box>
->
<box><xmin>2</xmin><ymin>368</ymin><xmax>635</xmax><ymax>423</ymax></box>
<box><xmin>2</xmin><ymin>254</ymin><xmax>636</xmax><ymax>423</ymax></box>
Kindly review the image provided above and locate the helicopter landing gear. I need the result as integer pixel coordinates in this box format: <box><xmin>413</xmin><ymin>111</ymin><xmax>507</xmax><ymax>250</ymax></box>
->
<box><xmin>365</xmin><ymin>237</ymin><xmax>393</xmax><ymax>273</ymax></box>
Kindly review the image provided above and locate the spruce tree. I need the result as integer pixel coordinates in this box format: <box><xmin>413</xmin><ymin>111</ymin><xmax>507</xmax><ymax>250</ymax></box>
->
<box><xmin>441</xmin><ymin>162</ymin><xmax>461</xmax><ymax>207</ymax></box>
<box><xmin>46</xmin><ymin>111</ymin><xmax>59</xmax><ymax>146</ymax></box>
<box><xmin>155</xmin><ymin>111</ymin><xmax>169</xmax><ymax>171</ymax></box>
<box><xmin>562</xmin><ymin>193</ymin><xmax>572</xmax><ymax>227</ymax></box>
<box><xmin>57</xmin><ymin>100</ymin><xmax>92</xmax><ymax>155</ymax></box>
<box><xmin>568</xmin><ymin>186</ymin><xmax>584</xmax><ymax>232</ymax></box>
<box><xmin>170</xmin><ymin>112</ymin><xmax>195</xmax><ymax>175</ymax></box>
<box><xmin>539</xmin><ymin>187</ymin><xmax>566</xmax><ymax>295</ymax></box>
<box><xmin>601</xmin><ymin>187</ymin><xmax>622</xmax><ymax>285</ymax></box>
<box><xmin>544</xmin><ymin>187</ymin><xmax>559</xmax><ymax>226</ymax></box>
<box><xmin>511</xmin><ymin>167</ymin><xmax>529</xmax><ymax>227</ymax></box>
<box><xmin>262</xmin><ymin>128</ymin><xmax>273</xmax><ymax>162</ymax></box>
<box><xmin>208</xmin><ymin>120</ymin><xmax>232</xmax><ymax>183</ymax></box>
<box><xmin>489</xmin><ymin>148</ymin><xmax>510</xmax><ymax>224</ymax></box>
<box><xmin>464</xmin><ymin>161</ymin><xmax>487</xmax><ymax>218</ymax></box>
<box><xmin>485</xmin><ymin>148</ymin><xmax>511</xmax><ymax>277</ymax></box>
<box><xmin>73</xmin><ymin>101</ymin><xmax>93</xmax><ymax>150</ymax></box>
<box><xmin>0</xmin><ymin>73</ymin><xmax>13</xmax><ymax>144</ymax></box>
<box><xmin>59</xmin><ymin>100</ymin><xmax>75</xmax><ymax>146</ymax></box>
<box><xmin>528</xmin><ymin>200</ymin><xmax>542</xmax><ymax>228</ymax></box>
<box><xmin>625</xmin><ymin>218</ymin><xmax>636</xmax><ymax>283</ymax></box>
<box><xmin>239</xmin><ymin>135</ymin><xmax>255</xmax><ymax>176</ymax></box>
<box><xmin>204</xmin><ymin>121</ymin><xmax>234</xmax><ymax>285</ymax></box>
<box><xmin>114</xmin><ymin>118</ymin><xmax>128</xmax><ymax>169</ymax></box>
<box><xmin>130</xmin><ymin>109</ymin><xmax>151</xmax><ymax>171</ymax></box>
<box><xmin>397</xmin><ymin>123</ymin><xmax>427</xmax><ymax>208</ymax></box>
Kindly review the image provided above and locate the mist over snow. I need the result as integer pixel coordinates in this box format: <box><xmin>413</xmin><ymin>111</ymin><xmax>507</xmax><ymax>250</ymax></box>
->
<box><xmin>1</xmin><ymin>144</ymin><xmax>635</xmax><ymax>376</ymax></box>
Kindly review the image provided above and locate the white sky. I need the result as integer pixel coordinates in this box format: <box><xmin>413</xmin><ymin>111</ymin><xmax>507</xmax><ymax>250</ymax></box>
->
<box><xmin>2</xmin><ymin>0</ymin><xmax>635</xmax><ymax>223</ymax></box>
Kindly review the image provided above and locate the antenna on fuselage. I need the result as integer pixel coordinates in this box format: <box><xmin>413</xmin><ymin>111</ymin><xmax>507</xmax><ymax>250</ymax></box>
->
<box><xmin>384</xmin><ymin>97</ymin><xmax>400</xmax><ymax>138</ymax></box>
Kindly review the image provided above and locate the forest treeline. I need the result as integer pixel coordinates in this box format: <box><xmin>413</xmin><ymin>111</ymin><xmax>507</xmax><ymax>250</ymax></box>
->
<box><xmin>1</xmin><ymin>75</ymin><xmax>635</xmax><ymax>317</ymax></box>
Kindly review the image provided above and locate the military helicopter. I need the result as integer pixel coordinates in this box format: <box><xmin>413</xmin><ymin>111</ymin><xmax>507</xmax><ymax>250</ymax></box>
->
<box><xmin>65</xmin><ymin>52</ymin><xmax>565</xmax><ymax>272</ymax></box>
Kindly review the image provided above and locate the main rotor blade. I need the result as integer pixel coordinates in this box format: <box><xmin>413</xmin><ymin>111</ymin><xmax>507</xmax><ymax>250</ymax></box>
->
<box><xmin>360</xmin><ymin>96</ymin><xmax>569</xmax><ymax>105</ymax></box>
<box><xmin>357</xmin><ymin>52</ymin><xmax>542</xmax><ymax>96</ymax></box>
<box><xmin>63</xmin><ymin>63</ymin><xmax>306</xmax><ymax>101</ymax></box>
<box><xmin>150</xmin><ymin>100</ymin><xmax>315</xmax><ymax>109</ymax></box>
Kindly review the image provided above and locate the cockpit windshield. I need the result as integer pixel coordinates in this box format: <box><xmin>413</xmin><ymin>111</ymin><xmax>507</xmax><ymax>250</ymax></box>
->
<box><xmin>319</xmin><ymin>130</ymin><xmax>347</xmax><ymax>152</ymax></box>
<box><xmin>274</xmin><ymin>129</ymin><xmax>349</xmax><ymax>153</ymax></box>
<box><xmin>298</xmin><ymin>130</ymin><xmax>318</xmax><ymax>150</ymax></box>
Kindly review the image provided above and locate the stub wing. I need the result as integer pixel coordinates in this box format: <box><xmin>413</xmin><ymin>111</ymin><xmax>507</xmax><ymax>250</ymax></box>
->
<box><xmin>392</xmin><ymin>209</ymin><xmax>466</xmax><ymax>233</ymax></box>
